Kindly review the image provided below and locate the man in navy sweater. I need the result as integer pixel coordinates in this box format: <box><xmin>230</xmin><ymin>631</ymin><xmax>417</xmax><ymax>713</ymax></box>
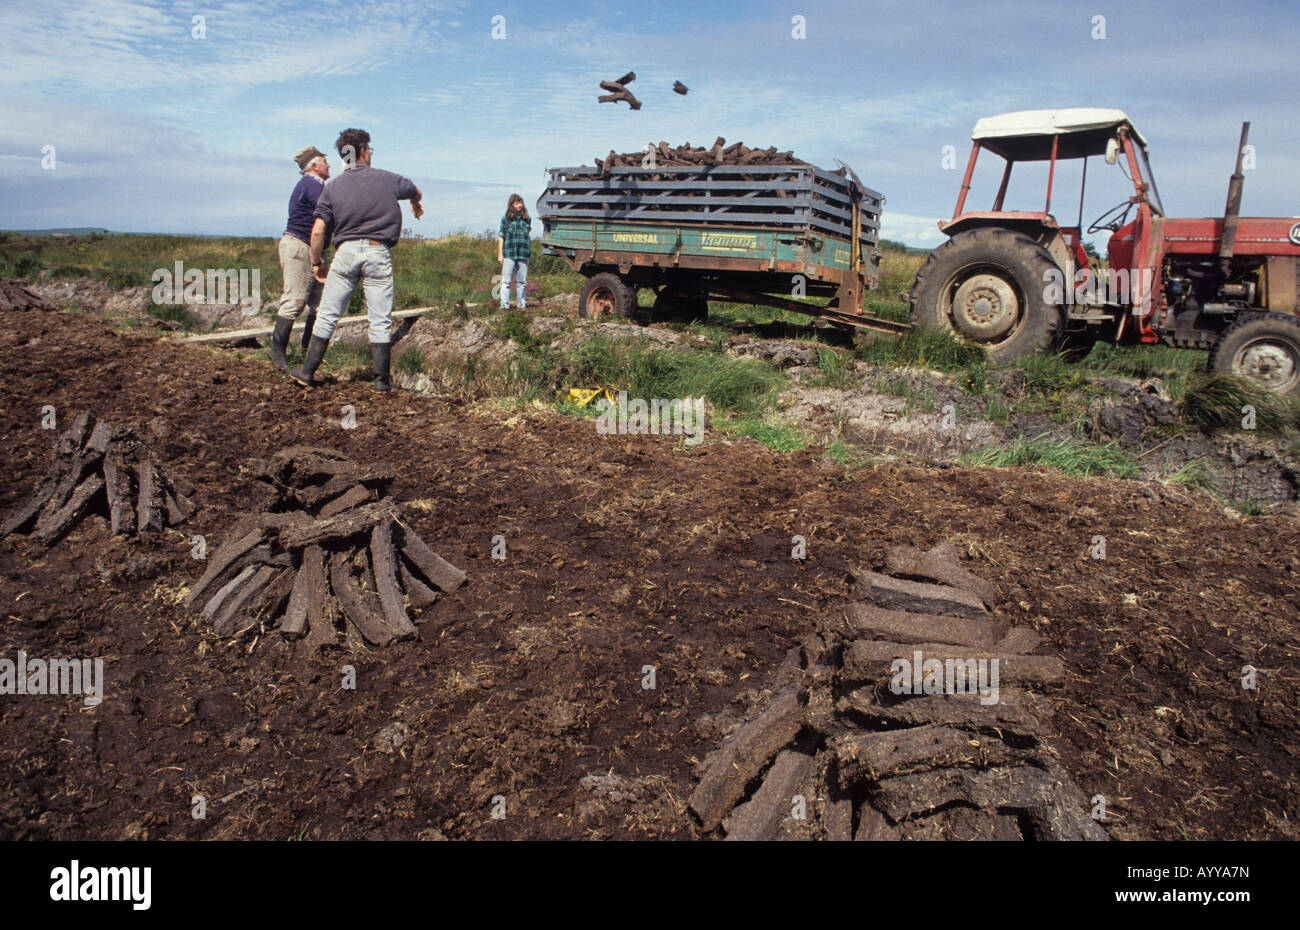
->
<box><xmin>270</xmin><ymin>146</ymin><xmax>331</xmax><ymax>370</ymax></box>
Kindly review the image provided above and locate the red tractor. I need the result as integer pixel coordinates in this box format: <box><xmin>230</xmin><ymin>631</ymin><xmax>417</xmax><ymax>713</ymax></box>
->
<box><xmin>910</xmin><ymin>108</ymin><xmax>1300</xmax><ymax>394</ymax></box>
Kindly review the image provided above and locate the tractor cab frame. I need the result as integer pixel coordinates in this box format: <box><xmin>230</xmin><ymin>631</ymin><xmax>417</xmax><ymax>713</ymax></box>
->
<box><xmin>946</xmin><ymin>108</ymin><xmax>1161</xmax><ymax>322</ymax></box>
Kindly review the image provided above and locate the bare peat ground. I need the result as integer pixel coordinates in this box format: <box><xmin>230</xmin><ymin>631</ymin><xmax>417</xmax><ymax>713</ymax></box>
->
<box><xmin>0</xmin><ymin>307</ymin><xmax>1297</xmax><ymax>840</ymax></box>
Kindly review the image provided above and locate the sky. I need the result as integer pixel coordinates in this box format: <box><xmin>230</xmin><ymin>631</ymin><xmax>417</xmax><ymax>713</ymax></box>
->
<box><xmin>1</xmin><ymin>0</ymin><xmax>1297</xmax><ymax>248</ymax></box>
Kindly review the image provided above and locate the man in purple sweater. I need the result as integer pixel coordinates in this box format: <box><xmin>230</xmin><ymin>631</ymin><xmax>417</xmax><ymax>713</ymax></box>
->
<box><xmin>291</xmin><ymin>128</ymin><xmax>422</xmax><ymax>391</ymax></box>
<box><xmin>270</xmin><ymin>146</ymin><xmax>331</xmax><ymax>370</ymax></box>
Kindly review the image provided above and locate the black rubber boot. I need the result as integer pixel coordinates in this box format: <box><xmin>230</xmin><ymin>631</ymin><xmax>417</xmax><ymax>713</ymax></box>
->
<box><xmin>300</xmin><ymin>310</ymin><xmax>316</xmax><ymax>352</ymax></box>
<box><xmin>290</xmin><ymin>335</ymin><xmax>330</xmax><ymax>388</ymax></box>
<box><xmin>268</xmin><ymin>316</ymin><xmax>293</xmax><ymax>371</ymax></box>
<box><xmin>371</xmin><ymin>341</ymin><xmax>392</xmax><ymax>392</ymax></box>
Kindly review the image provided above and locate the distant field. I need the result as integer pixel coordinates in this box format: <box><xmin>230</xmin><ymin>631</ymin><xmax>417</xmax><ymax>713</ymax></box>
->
<box><xmin>0</xmin><ymin>230</ymin><xmax>923</xmax><ymax>320</ymax></box>
<box><xmin>0</xmin><ymin>230</ymin><xmax>585</xmax><ymax>309</ymax></box>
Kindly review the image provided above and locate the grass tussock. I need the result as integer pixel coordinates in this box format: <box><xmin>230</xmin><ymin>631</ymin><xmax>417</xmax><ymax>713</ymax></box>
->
<box><xmin>1162</xmin><ymin>458</ymin><xmax>1217</xmax><ymax>491</ymax></box>
<box><xmin>959</xmin><ymin>433</ymin><xmax>1138</xmax><ymax>478</ymax></box>
<box><xmin>1181</xmin><ymin>373</ymin><xmax>1300</xmax><ymax>434</ymax></box>
<box><xmin>144</xmin><ymin>302</ymin><xmax>201</xmax><ymax>332</ymax></box>
<box><xmin>806</xmin><ymin>346</ymin><xmax>854</xmax><ymax>389</ymax></box>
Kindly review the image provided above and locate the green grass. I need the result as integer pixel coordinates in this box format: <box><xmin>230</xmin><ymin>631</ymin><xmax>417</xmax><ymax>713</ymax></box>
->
<box><xmin>877</xmin><ymin>248</ymin><xmax>926</xmax><ymax>304</ymax></box>
<box><xmin>1162</xmin><ymin>458</ymin><xmax>1217</xmax><ymax>491</ymax></box>
<box><xmin>825</xmin><ymin>438</ymin><xmax>879</xmax><ymax>469</ymax></box>
<box><xmin>14</xmin><ymin>232</ymin><xmax>1297</xmax><ymax>464</ymax></box>
<box><xmin>394</xmin><ymin>346</ymin><xmax>425</xmax><ymax>376</ymax></box>
<box><xmin>1081</xmin><ymin>342</ymin><xmax>1206</xmax><ymax>400</ymax></box>
<box><xmin>861</xmin><ymin>295</ymin><xmax>911</xmax><ymax>324</ymax></box>
<box><xmin>143</xmin><ymin>302</ymin><xmax>201</xmax><ymax>332</ymax></box>
<box><xmin>384</xmin><ymin>319</ymin><xmax>789</xmax><ymax>427</ymax></box>
<box><xmin>718</xmin><ymin>415</ymin><xmax>809</xmax><ymax>451</ymax></box>
<box><xmin>490</xmin><ymin>309</ymin><xmax>552</xmax><ymax>352</ymax></box>
<box><xmin>868</xmin><ymin>371</ymin><xmax>942</xmax><ymax>415</ymax></box>
<box><xmin>873</xmin><ymin>372</ymin><xmax>912</xmax><ymax>397</ymax></box>
<box><xmin>554</xmin><ymin>397</ymin><xmax>607</xmax><ymax>419</ymax></box>
<box><xmin>959</xmin><ymin>433</ymin><xmax>1138</xmax><ymax>478</ymax></box>
<box><xmin>322</xmin><ymin>341</ymin><xmax>372</xmax><ymax>375</ymax></box>
<box><xmin>1017</xmin><ymin>352</ymin><xmax>1090</xmax><ymax>394</ymax></box>
<box><xmin>707</xmin><ymin>300</ymin><xmax>814</xmax><ymax>329</ymax></box>
<box><xmin>565</xmin><ymin>334</ymin><xmax>783</xmax><ymax>416</ymax></box>
<box><xmin>855</xmin><ymin>325</ymin><xmax>987</xmax><ymax>373</ymax></box>
<box><xmin>1181</xmin><ymin>373</ymin><xmax>1300</xmax><ymax>434</ymax></box>
<box><xmin>984</xmin><ymin>394</ymin><xmax>1012</xmax><ymax>426</ymax></box>
<box><xmin>805</xmin><ymin>345</ymin><xmax>854</xmax><ymax>389</ymax></box>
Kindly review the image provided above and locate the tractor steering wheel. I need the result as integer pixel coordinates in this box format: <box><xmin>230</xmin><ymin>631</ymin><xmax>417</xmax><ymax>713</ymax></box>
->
<box><xmin>1087</xmin><ymin>200</ymin><xmax>1134</xmax><ymax>234</ymax></box>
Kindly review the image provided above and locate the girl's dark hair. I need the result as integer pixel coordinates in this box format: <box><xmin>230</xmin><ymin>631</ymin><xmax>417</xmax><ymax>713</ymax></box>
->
<box><xmin>506</xmin><ymin>193</ymin><xmax>529</xmax><ymax>221</ymax></box>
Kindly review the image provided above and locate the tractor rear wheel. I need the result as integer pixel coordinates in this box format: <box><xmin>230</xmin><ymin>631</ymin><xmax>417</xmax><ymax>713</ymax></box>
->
<box><xmin>1208</xmin><ymin>312</ymin><xmax>1300</xmax><ymax>396</ymax></box>
<box><xmin>909</xmin><ymin>227</ymin><xmax>1063</xmax><ymax>363</ymax></box>
<box><xmin>580</xmin><ymin>272</ymin><xmax>637</xmax><ymax>320</ymax></box>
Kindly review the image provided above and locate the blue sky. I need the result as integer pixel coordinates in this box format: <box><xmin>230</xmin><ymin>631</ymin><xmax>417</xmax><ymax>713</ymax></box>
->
<box><xmin>1</xmin><ymin>0</ymin><xmax>1297</xmax><ymax>247</ymax></box>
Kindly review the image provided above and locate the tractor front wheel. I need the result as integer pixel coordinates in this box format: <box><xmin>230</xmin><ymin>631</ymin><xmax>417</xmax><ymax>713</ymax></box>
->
<box><xmin>1208</xmin><ymin>312</ymin><xmax>1300</xmax><ymax>396</ymax></box>
<box><xmin>909</xmin><ymin>227</ymin><xmax>1063</xmax><ymax>363</ymax></box>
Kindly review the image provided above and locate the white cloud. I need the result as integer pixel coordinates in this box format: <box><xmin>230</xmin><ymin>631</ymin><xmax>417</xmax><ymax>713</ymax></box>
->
<box><xmin>878</xmin><ymin>212</ymin><xmax>948</xmax><ymax>248</ymax></box>
<box><xmin>265</xmin><ymin>105</ymin><xmax>367</xmax><ymax>126</ymax></box>
<box><xmin>0</xmin><ymin>0</ymin><xmax>464</xmax><ymax>98</ymax></box>
<box><xmin>0</xmin><ymin>93</ymin><xmax>511</xmax><ymax>237</ymax></box>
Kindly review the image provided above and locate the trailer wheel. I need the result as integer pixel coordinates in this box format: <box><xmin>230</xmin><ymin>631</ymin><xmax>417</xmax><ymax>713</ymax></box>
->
<box><xmin>653</xmin><ymin>290</ymin><xmax>709</xmax><ymax>323</ymax></box>
<box><xmin>679</xmin><ymin>297</ymin><xmax>709</xmax><ymax>323</ymax></box>
<box><xmin>909</xmin><ymin>227</ymin><xmax>1063</xmax><ymax>363</ymax></box>
<box><xmin>1208</xmin><ymin>312</ymin><xmax>1300</xmax><ymax>396</ymax></box>
<box><xmin>580</xmin><ymin>273</ymin><xmax>637</xmax><ymax>320</ymax></box>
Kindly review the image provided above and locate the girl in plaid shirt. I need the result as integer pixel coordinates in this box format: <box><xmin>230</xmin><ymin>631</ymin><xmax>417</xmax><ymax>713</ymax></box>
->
<box><xmin>497</xmin><ymin>193</ymin><xmax>532</xmax><ymax>309</ymax></box>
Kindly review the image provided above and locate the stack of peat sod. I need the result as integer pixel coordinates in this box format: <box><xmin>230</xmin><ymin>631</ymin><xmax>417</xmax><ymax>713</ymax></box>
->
<box><xmin>592</xmin><ymin>138</ymin><xmax>843</xmax><ymax>174</ymax></box>
<box><xmin>185</xmin><ymin>447</ymin><xmax>466</xmax><ymax>647</ymax></box>
<box><xmin>689</xmin><ymin>541</ymin><xmax>1107</xmax><ymax>841</ymax></box>
<box><xmin>2</xmin><ymin>413</ymin><xmax>196</xmax><ymax>546</ymax></box>
<box><xmin>0</xmin><ymin>278</ymin><xmax>48</xmax><ymax>312</ymax></box>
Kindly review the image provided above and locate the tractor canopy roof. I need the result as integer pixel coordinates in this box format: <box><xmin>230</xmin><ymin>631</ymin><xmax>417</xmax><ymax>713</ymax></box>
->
<box><xmin>971</xmin><ymin>108</ymin><xmax>1148</xmax><ymax>161</ymax></box>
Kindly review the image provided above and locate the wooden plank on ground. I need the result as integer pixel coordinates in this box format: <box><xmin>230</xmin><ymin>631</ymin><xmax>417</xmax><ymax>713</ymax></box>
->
<box><xmin>176</xmin><ymin>306</ymin><xmax>446</xmax><ymax>344</ymax></box>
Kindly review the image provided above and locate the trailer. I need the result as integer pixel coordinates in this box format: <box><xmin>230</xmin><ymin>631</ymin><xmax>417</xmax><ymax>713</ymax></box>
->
<box><xmin>537</xmin><ymin>163</ymin><xmax>907</xmax><ymax>334</ymax></box>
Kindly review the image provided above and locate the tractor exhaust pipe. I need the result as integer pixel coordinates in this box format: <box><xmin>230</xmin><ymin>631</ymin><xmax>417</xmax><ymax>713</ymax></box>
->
<box><xmin>1219</xmin><ymin>121</ymin><xmax>1250</xmax><ymax>275</ymax></box>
